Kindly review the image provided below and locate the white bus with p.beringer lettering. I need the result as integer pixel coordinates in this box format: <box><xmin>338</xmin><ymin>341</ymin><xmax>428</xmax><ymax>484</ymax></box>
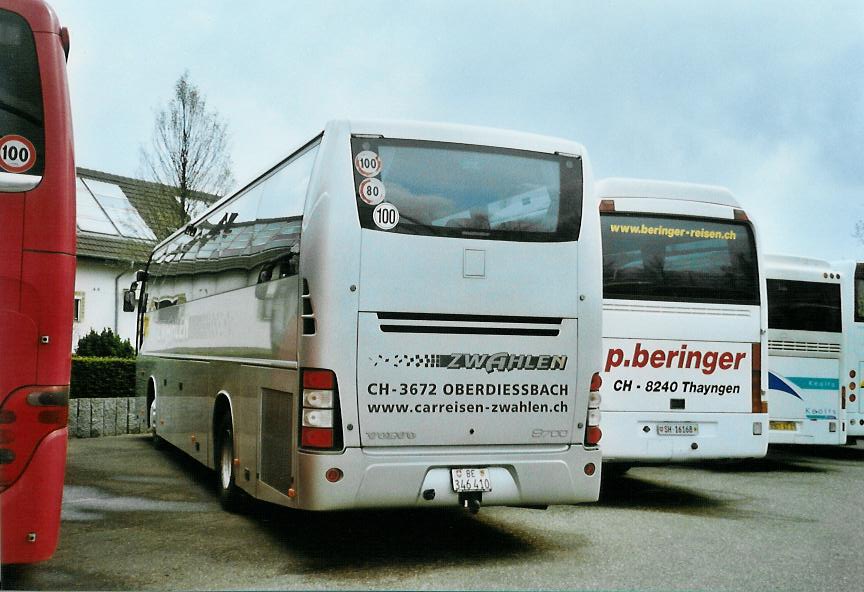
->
<box><xmin>133</xmin><ymin>120</ymin><xmax>604</xmax><ymax>513</ymax></box>
<box><xmin>597</xmin><ymin>178</ymin><xmax>769</xmax><ymax>465</ymax></box>
<box><xmin>764</xmin><ymin>255</ymin><xmax>845</xmax><ymax>445</ymax></box>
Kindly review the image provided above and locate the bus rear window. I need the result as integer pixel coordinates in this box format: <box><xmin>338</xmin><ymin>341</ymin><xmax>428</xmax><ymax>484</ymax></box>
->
<box><xmin>767</xmin><ymin>279</ymin><xmax>841</xmax><ymax>333</ymax></box>
<box><xmin>0</xmin><ymin>8</ymin><xmax>45</xmax><ymax>178</ymax></box>
<box><xmin>601</xmin><ymin>213</ymin><xmax>759</xmax><ymax>305</ymax></box>
<box><xmin>351</xmin><ymin>137</ymin><xmax>582</xmax><ymax>242</ymax></box>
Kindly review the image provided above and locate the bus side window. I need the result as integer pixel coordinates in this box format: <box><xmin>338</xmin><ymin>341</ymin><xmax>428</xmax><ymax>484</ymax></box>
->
<box><xmin>256</xmin><ymin>142</ymin><xmax>320</xmax><ymax>221</ymax></box>
<box><xmin>857</xmin><ymin>281</ymin><xmax>864</xmax><ymax>322</ymax></box>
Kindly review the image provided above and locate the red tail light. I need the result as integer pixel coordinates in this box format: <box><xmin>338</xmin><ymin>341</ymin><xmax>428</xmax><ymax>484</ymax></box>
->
<box><xmin>0</xmin><ymin>386</ymin><xmax>68</xmax><ymax>492</ymax></box>
<box><xmin>304</xmin><ymin>369</ymin><xmax>335</xmax><ymax>390</ymax></box>
<box><xmin>584</xmin><ymin>371</ymin><xmax>602</xmax><ymax>446</ymax></box>
<box><xmin>751</xmin><ymin>343</ymin><xmax>766</xmax><ymax>413</ymax></box>
<box><xmin>299</xmin><ymin>369</ymin><xmax>342</xmax><ymax>451</ymax></box>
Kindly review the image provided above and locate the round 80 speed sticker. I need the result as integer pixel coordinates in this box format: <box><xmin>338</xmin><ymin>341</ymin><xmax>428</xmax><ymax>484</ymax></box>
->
<box><xmin>358</xmin><ymin>177</ymin><xmax>385</xmax><ymax>205</ymax></box>
<box><xmin>372</xmin><ymin>202</ymin><xmax>399</xmax><ymax>230</ymax></box>
<box><xmin>354</xmin><ymin>150</ymin><xmax>382</xmax><ymax>177</ymax></box>
<box><xmin>0</xmin><ymin>135</ymin><xmax>37</xmax><ymax>174</ymax></box>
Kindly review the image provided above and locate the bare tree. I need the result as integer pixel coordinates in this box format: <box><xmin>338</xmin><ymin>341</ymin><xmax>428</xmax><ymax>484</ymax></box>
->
<box><xmin>141</xmin><ymin>71</ymin><xmax>234</xmax><ymax>228</ymax></box>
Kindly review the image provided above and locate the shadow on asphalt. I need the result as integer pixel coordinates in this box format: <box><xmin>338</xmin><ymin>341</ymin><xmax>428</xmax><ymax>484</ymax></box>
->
<box><xmin>251</xmin><ymin>504</ymin><xmax>543</xmax><ymax>573</ymax></box>
<box><xmin>693</xmin><ymin>456</ymin><xmax>831</xmax><ymax>474</ymax></box>
<box><xmin>150</xmin><ymin>435</ymin><xmax>544</xmax><ymax>573</ymax></box>
<box><xmin>598</xmin><ymin>472</ymin><xmax>740</xmax><ymax>518</ymax></box>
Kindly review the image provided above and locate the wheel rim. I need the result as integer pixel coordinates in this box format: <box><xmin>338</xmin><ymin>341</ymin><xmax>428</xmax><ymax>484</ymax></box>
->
<box><xmin>220</xmin><ymin>431</ymin><xmax>233</xmax><ymax>489</ymax></box>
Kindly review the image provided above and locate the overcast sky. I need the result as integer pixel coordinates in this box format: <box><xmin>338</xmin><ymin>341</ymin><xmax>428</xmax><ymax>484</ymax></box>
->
<box><xmin>50</xmin><ymin>0</ymin><xmax>864</xmax><ymax>261</ymax></box>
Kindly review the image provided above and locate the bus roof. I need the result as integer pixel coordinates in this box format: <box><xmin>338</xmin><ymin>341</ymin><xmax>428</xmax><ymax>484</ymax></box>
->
<box><xmin>154</xmin><ymin>119</ymin><xmax>589</xmax><ymax>253</ymax></box>
<box><xmin>596</xmin><ymin>177</ymin><xmax>740</xmax><ymax>209</ymax></box>
<box><xmin>342</xmin><ymin>119</ymin><xmax>587</xmax><ymax>156</ymax></box>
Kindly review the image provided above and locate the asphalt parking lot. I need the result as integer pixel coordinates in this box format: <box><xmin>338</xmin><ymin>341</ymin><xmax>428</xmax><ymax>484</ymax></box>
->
<box><xmin>4</xmin><ymin>435</ymin><xmax>864</xmax><ymax>591</ymax></box>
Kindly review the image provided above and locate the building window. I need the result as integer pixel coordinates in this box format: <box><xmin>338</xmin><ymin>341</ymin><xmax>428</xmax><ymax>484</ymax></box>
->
<box><xmin>73</xmin><ymin>291</ymin><xmax>84</xmax><ymax>322</ymax></box>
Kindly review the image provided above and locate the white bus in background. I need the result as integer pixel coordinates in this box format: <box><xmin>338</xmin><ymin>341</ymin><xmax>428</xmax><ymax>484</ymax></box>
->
<box><xmin>131</xmin><ymin>120</ymin><xmax>604</xmax><ymax>514</ymax></box>
<box><xmin>765</xmin><ymin>255</ymin><xmax>845</xmax><ymax>445</ymax></box>
<box><xmin>596</xmin><ymin>178</ymin><xmax>769</xmax><ymax>465</ymax></box>
<box><xmin>835</xmin><ymin>260</ymin><xmax>864</xmax><ymax>439</ymax></box>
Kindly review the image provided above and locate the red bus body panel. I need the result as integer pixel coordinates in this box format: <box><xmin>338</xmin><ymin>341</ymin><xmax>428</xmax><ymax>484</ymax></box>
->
<box><xmin>0</xmin><ymin>0</ymin><xmax>75</xmax><ymax>565</ymax></box>
<box><xmin>0</xmin><ymin>429</ymin><xmax>67</xmax><ymax>564</ymax></box>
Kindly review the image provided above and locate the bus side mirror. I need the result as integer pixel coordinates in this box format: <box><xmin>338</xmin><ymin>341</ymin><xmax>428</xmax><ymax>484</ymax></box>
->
<box><xmin>123</xmin><ymin>281</ymin><xmax>139</xmax><ymax>312</ymax></box>
<box><xmin>135</xmin><ymin>269</ymin><xmax>148</xmax><ymax>282</ymax></box>
<box><xmin>123</xmin><ymin>289</ymin><xmax>137</xmax><ymax>312</ymax></box>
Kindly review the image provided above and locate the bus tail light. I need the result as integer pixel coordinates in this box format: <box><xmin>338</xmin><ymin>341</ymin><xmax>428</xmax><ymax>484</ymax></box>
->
<box><xmin>299</xmin><ymin>369</ymin><xmax>342</xmax><ymax>451</ymax></box>
<box><xmin>751</xmin><ymin>343</ymin><xmax>766</xmax><ymax>413</ymax></box>
<box><xmin>0</xmin><ymin>386</ymin><xmax>68</xmax><ymax>492</ymax></box>
<box><xmin>585</xmin><ymin>372</ymin><xmax>602</xmax><ymax>446</ymax></box>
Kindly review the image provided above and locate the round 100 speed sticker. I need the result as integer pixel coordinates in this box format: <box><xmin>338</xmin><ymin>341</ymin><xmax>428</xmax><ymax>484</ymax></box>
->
<box><xmin>354</xmin><ymin>150</ymin><xmax>382</xmax><ymax>177</ymax></box>
<box><xmin>0</xmin><ymin>135</ymin><xmax>37</xmax><ymax>174</ymax></box>
<box><xmin>358</xmin><ymin>177</ymin><xmax>385</xmax><ymax>205</ymax></box>
<box><xmin>372</xmin><ymin>202</ymin><xmax>399</xmax><ymax>230</ymax></box>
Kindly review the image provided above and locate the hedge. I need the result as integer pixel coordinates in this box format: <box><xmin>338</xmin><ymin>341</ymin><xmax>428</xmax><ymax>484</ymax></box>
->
<box><xmin>70</xmin><ymin>357</ymin><xmax>137</xmax><ymax>399</ymax></box>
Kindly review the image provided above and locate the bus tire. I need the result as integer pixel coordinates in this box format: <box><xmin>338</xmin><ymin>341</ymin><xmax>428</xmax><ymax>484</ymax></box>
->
<box><xmin>216</xmin><ymin>414</ymin><xmax>245</xmax><ymax>512</ymax></box>
<box><xmin>149</xmin><ymin>397</ymin><xmax>165</xmax><ymax>450</ymax></box>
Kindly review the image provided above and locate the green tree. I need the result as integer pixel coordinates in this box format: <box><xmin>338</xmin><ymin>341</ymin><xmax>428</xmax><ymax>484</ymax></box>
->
<box><xmin>75</xmin><ymin>328</ymin><xmax>135</xmax><ymax>359</ymax></box>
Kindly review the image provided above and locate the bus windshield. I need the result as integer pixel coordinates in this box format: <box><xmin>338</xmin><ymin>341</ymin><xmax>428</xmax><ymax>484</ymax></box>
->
<box><xmin>351</xmin><ymin>137</ymin><xmax>582</xmax><ymax>242</ymax></box>
<box><xmin>768</xmin><ymin>279</ymin><xmax>841</xmax><ymax>332</ymax></box>
<box><xmin>601</xmin><ymin>213</ymin><xmax>759</xmax><ymax>305</ymax></box>
<box><xmin>0</xmin><ymin>7</ymin><xmax>44</xmax><ymax>177</ymax></box>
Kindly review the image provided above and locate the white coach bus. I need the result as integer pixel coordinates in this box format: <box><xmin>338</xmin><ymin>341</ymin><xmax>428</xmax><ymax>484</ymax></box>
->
<box><xmin>597</xmin><ymin>178</ymin><xmax>769</xmax><ymax>464</ymax></box>
<box><xmin>836</xmin><ymin>260</ymin><xmax>864</xmax><ymax>439</ymax></box>
<box><xmin>765</xmin><ymin>255</ymin><xmax>845</xmax><ymax>445</ymax></box>
<box><xmin>131</xmin><ymin>120</ymin><xmax>604</xmax><ymax>513</ymax></box>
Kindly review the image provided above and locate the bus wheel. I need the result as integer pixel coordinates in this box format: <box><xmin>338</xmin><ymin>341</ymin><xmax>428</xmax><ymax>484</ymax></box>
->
<box><xmin>216</xmin><ymin>415</ymin><xmax>245</xmax><ymax>512</ymax></box>
<box><xmin>149</xmin><ymin>397</ymin><xmax>165</xmax><ymax>449</ymax></box>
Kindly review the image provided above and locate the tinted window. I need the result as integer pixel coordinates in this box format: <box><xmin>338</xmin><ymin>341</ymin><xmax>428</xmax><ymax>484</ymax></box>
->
<box><xmin>854</xmin><ymin>263</ymin><xmax>864</xmax><ymax>323</ymax></box>
<box><xmin>146</xmin><ymin>141</ymin><xmax>319</xmax><ymax>307</ymax></box>
<box><xmin>351</xmin><ymin>137</ymin><xmax>583</xmax><ymax>242</ymax></box>
<box><xmin>767</xmin><ymin>279</ymin><xmax>841</xmax><ymax>333</ymax></box>
<box><xmin>0</xmin><ymin>8</ymin><xmax>45</xmax><ymax>177</ymax></box>
<box><xmin>601</xmin><ymin>213</ymin><xmax>759</xmax><ymax>305</ymax></box>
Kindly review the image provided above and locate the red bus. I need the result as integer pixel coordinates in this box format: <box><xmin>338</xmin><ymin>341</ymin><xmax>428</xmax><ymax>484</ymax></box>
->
<box><xmin>0</xmin><ymin>0</ymin><xmax>74</xmax><ymax>565</ymax></box>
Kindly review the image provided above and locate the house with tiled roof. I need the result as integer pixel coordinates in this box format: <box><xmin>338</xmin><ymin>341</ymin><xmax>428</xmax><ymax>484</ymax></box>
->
<box><xmin>73</xmin><ymin>168</ymin><xmax>217</xmax><ymax>349</ymax></box>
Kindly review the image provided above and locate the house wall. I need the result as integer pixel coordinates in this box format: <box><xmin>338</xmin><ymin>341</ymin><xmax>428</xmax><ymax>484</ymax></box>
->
<box><xmin>72</xmin><ymin>258</ymin><xmax>139</xmax><ymax>351</ymax></box>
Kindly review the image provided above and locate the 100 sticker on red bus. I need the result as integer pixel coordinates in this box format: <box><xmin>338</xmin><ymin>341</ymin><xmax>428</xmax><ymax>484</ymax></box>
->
<box><xmin>0</xmin><ymin>135</ymin><xmax>37</xmax><ymax>174</ymax></box>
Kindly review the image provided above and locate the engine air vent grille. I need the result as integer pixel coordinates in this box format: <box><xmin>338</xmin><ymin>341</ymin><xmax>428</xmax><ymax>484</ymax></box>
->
<box><xmin>301</xmin><ymin>278</ymin><xmax>315</xmax><ymax>335</ymax></box>
<box><xmin>375</xmin><ymin>312</ymin><xmax>563</xmax><ymax>337</ymax></box>
<box><xmin>768</xmin><ymin>340</ymin><xmax>840</xmax><ymax>354</ymax></box>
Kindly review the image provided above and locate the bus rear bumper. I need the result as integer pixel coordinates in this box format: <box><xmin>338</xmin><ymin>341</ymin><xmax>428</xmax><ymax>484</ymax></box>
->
<box><xmin>289</xmin><ymin>445</ymin><xmax>601</xmax><ymax>511</ymax></box>
<box><xmin>846</xmin><ymin>414</ymin><xmax>864</xmax><ymax>437</ymax></box>
<box><xmin>601</xmin><ymin>411</ymin><xmax>769</xmax><ymax>463</ymax></box>
<box><xmin>768</xmin><ymin>418</ymin><xmax>846</xmax><ymax>445</ymax></box>
<box><xmin>1</xmin><ymin>427</ymin><xmax>67</xmax><ymax>565</ymax></box>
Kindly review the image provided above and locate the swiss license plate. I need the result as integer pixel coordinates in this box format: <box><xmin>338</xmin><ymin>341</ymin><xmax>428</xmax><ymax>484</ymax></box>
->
<box><xmin>770</xmin><ymin>421</ymin><xmax>797</xmax><ymax>431</ymax></box>
<box><xmin>656</xmin><ymin>422</ymin><xmax>699</xmax><ymax>436</ymax></box>
<box><xmin>451</xmin><ymin>468</ymin><xmax>492</xmax><ymax>493</ymax></box>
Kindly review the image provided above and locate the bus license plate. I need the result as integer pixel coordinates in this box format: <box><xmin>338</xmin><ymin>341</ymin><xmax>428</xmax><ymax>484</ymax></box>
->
<box><xmin>770</xmin><ymin>421</ymin><xmax>797</xmax><ymax>431</ymax></box>
<box><xmin>656</xmin><ymin>423</ymin><xmax>699</xmax><ymax>436</ymax></box>
<box><xmin>451</xmin><ymin>468</ymin><xmax>492</xmax><ymax>492</ymax></box>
